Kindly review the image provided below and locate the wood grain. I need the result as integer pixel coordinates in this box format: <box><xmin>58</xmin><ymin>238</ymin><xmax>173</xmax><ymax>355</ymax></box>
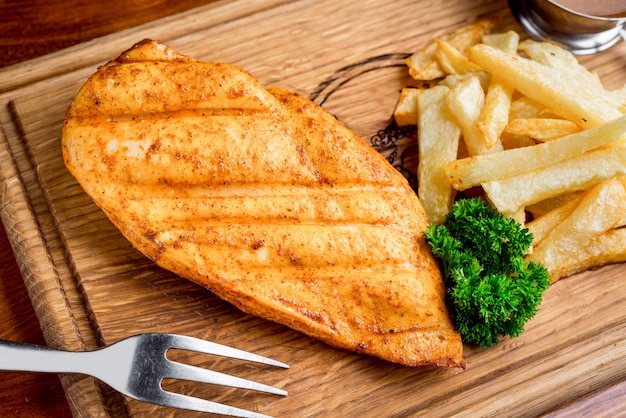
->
<box><xmin>0</xmin><ymin>0</ymin><xmax>625</xmax><ymax>416</ymax></box>
<box><xmin>0</xmin><ymin>0</ymin><xmax>218</xmax><ymax>69</ymax></box>
<box><xmin>0</xmin><ymin>1</ymin><xmax>216</xmax><ymax>417</ymax></box>
<box><xmin>0</xmin><ymin>225</ymin><xmax>71</xmax><ymax>417</ymax></box>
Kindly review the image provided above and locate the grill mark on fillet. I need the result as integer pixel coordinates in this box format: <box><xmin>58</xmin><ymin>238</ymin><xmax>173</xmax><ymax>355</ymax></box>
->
<box><xmin>106</xmin><ymin>182</ymin><xmax>403</xmax><ymax>195</ymax></box>
<box><xmin>101</xmin><ymin>185</ymin><xmax>418</xmax><ymax>229</ymax></box>
<box><xmin>81</xmin><ymin>107</ymin><xmax>276</xmax><ymax>124</ymax></box>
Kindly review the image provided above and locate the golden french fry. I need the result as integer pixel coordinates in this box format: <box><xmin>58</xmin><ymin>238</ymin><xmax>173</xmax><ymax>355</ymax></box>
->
<box><xmin>477</xmin><ymin>81</ymin><xmax>512</xmax><ymax>149</ymax></box>
<box><xmin>482</xmin><ymin>31</ymin><xmax>519</xmax><ymax>53</ymax></box>
<box><xmin>393</xmin><ymin>87</ymin><xmax>421</xmax><ymax>126</ymax></box>
<box><xmin>469</xmin><ymin>43</ymin><xmax>623</xmax><ymax>128</ymax></box>
<box><xmin>504</xmin><ymin>118</ymin><xmax>582</xmax><ymax>142</ymax></box>
<box><xmin>519</xmin><ymin>39</ymin><xmax>625</xmax><ymax>108</ymax></box>
<box><xmin>504</xmin><ymin>208</ymin><xmax>527</xmax><ymax>226</ymax></box>
<box><xmin>483</xmin><ymin>139</ymin><xmax>626</xmax><ymax>214</ymax></box>
<box><xmin>616</xmin><ymin>176</ymin><xmax>626</xmax><ymax>227</ymax></box>
<box><xmin>525</xmin><ymin>191</ymin><xmax>582</xmax><ymax>219</ymax></box>
<box><xmin>438</xmin><ymin>71</ymin><xmax>490</xmax><ymax>90</ymax></box>
<box><xmin>509</xmin><ymin>96</ymin><xmax>556</xmax><ymax>120</ymax></box>
<box><xmin>526</xmin><ymin>193</ymin><xmax>584</xmax><ymax>247</ymax></box>
<box><xmin>416</xmin><ymin>85</ymin><xmax>461</xmax><ymax>224</ymax></box>
<box><xmin>518</xmin><ymin>39</ymin><xmax>626</xmax><ymax>112</ymax></box>
<box><xmin>611</xmin><ymin>84</ymin><xmax>626</xmax><ymax>108</ymax></box>
<box><xmin>446</xmin><ymin>76</ymin><xmax>503</xmax><ymax>156</ymax></box>
<box><xmin>537</xmin><ymin>228</ymin><xmax>626</xmax><ymax>283</ymax></box>
<box><xmin>444</xmin><ymin>114</ymin><xmax>626</xmax><ymax>191</ymax></box>
<box><xmin>475</xmin><ymin>31</ymin><xmax>519</xmax><ymax>150</ymax></box>
<box><xmin>405</xmin><ymin>17</ymin><xmax>497</xmax><ymax>80</ymax></box>
<box><xmin>567</xmin><ymin>228</ymin><xmax>626</xmax><ymax>275</ymax></box>
<box><xmin>518</xmin><ymin>39</ymin><xmax>595</xmax><ymax>80</ymax></box>
<box><xmin>435</xmin><ymin>39</ymin><xmax>482</xmax><ymax>75</ymax></box>
<box><xmin>402</xmin><ymin>26</ymin><xmax>626</xmax><ymax>283</ymax></box>
<box><xmin>500</xmin><ymin>132</ymin><xmax>537</xmax><ymax>149</ymax></box>
<box><xmin>527</xmin><ymin>177</ymin><xmax>626</xmax><ymax>282</ymax></box>
<box><xmin>405</xmin><ymin>41</ymin><xmax>442</xmax><ymax>81</ymax></box>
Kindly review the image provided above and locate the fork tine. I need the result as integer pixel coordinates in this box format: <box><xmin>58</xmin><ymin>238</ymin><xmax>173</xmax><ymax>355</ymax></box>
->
<box><xmin>165</xmin><ymin>360</ymin><xmax>288</xmax><ymax>396</ymax></box>
<box><xmin>157</xmin><ymin>390</ymin><xmax>274</xmax><ymax>418</ymax></box>
<box><xmin>165</xmin><ymin>334</ymin><xmax>289</xmax><ymax>369</ymax></box>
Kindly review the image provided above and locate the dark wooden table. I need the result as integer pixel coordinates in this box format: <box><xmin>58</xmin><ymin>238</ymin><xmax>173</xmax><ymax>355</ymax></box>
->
<box><xmin>0</xmin><ymin>1</ymin><xmax>625</xmax><ymax>416</ymax></box>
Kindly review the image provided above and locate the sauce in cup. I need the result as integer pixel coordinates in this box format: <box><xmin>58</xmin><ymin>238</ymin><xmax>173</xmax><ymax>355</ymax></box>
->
<box><xmin>509</xmin><ymin>0</ymin><xmax>626</xmax><ymax>54</ymax></box>
<box><xmin>554</xmin><ymin>0</ymin><xmax>626</xmax><ymax>17</ymax></box>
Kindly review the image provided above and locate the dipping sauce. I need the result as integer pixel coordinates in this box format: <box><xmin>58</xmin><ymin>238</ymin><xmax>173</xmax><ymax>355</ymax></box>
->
<box><xmin>554</xmin><ymin>0</ymin><xmax>626</xmax><ymax>17</ymax></box>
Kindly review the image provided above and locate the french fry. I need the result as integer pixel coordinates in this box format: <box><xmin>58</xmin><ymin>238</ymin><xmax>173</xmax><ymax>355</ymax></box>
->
<box><xmin>400</xmin><ymin>24</ymin><xmax>626</xmax><ymax>282</ymax></box>
<box><xmin>535</xmin><ymin>176</ymin><xmax>625</xmax><ymax>243</ymax></box>
<box><xmin>477</xmin><ymin>82</ymin><xmax>512</xmax><ymax>149</ymax></box>
<box><xmin>405</xmin><ymin>17</ymin><xmax>497</xmax><ymax>80</ymax></box>
<box><xmin>537</xmin><ymin>228</ymin><xmax>626</xmax><ymax>283</ymax></box>
<box><xmin>446</xmin><ymin>76</ymin><xmax>503</xmax><ymax>156</ymax></box>
<box><xmin>405</xmin><ymin>41</ymin><xmax>442</xmax><ymax>81</ymax></box>
<box><xmin>483</xmin><ymin>139</ymin><xmax>626</xmax><ymax>214</ymax></box>
<box><xmin>519</xmin><ymin>39</ymin><xmax>626</xmax><ymax>112</ymax></box>
<box><xmin>435</xmin><ymin>39</ymin><xmax>482</xmax><ymax>75</ymax></box>
<box><xmin>482</xmin><ymin>31</ymin><xmax>519</xmax><ymax>53</ymax></box>
<box><xmin>504</xmin><ymin>118</ymin><xmax>582</xmax><ymax>142</ymax></box>
<box><xmin>500</xmin><ymin>132</ymin><xmax>537</xmax><ymax>150</ymax></box>
<box><xmin>616</xmin><ymin>176</ymin><xmax>626</xmax><ymax>226</ymax></box>
<box><xmin>518</xmin><ymin>39</ymin><xmax>626</xmax><ymax>113</ymax></box>
<box><xmin>444</xmin><ymin>114</ymin><xmax>626</xmax><ymax>191</ymax></box>
<box><xmin>504</xmin><ymin>208</ymin><xmax>527</xmax><ymax>226</ymax></box>
<box><xmin>518</xmin><ymin>39</ymin><xmax>598</xmax><ymax>83</ymax></box>
<box><xmin>438</xmin><ymin>71</ymin><xmax>490</xmax><ymax>90</ymax></box>
<box><xmin>564</xmin><ymin>228</ymin><xmax>626</xmax><ymax>277</ymax></box>
<box><xmin>525</xmin><ymin>191</ymin><xmax>582</xmax><ymax>219</ymax></box>
<box><xmin>526</xmin><ymin>194</ymin><xmax>584</xmax><ymax>247</ymax></box>
<box><xmin>416</xmin><ymin>85</ymin><xmax>461</xmax><ymax>224</ymax></box>
<box><xmin>393</xmin><ymin>87</ymin><xmax>421</xmax><ymax>126</ymax></box>
<box><xmin>475</xmin><ymin>31</ymin><xmax>518</xmax><ymax>150</ymax></box>
<box><xmin>509</xmin><ymin>96</ymin><xmax>557</xmax><ymax>120</ymax></box>
<box><xmin>611</xmin><ymin>84</ymin><xmax>626</xmax><ymax>109</ymax></box>
<box><xmin>469</xmin><ymin>43</ymin><xmax>623</xmax><ymax>128</ymax></box>
<box><xmin>527</xmin><ymin>177</ymin><xmax>626</xmax><ymax>282</ymax></box>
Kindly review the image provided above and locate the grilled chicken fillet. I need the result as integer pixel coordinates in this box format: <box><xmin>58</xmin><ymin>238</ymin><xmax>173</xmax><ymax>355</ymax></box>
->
<box><xmin>62</xmin><ymin>39</ymin><xmax>464</xmax><ymax>368</ymax></box>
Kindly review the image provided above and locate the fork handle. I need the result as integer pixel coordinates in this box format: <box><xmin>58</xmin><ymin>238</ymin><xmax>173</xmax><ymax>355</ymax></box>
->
<box><xmin>0</xmin><ymin>339</ymin><xmax>94</xmax><ymax>374</ymax></box>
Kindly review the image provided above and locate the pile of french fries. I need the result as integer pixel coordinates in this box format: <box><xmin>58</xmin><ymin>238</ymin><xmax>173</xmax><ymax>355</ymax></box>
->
<box><xmin>394</xmin><ymin>18</ymin><xmax>626</xmax><ymax>283</ymax></box>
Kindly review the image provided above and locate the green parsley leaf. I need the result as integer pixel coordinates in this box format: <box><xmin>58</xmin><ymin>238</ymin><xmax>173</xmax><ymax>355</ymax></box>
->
<box><xmin>424</xmin><ymin>198</ymin><xmax>550</xmax><ymax>348</ymax></box>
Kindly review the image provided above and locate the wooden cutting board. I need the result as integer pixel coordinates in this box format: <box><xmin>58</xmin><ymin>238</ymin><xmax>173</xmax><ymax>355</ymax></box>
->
<box><xmin>1</xmin><ymin>0</ymin><xmax>625</xmax><ymax>416</ymax></box>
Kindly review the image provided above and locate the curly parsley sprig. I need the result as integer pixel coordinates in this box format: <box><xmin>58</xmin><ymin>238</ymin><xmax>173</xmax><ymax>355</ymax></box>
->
<box><xmin>424</xmin><ymin>198</ymin><xmax>550</xmax><ymax>348</ymax></box>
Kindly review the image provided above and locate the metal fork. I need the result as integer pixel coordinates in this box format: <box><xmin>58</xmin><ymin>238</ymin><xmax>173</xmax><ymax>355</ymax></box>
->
<box><xmin>0</xmin><ymin>333</ymin><xmax>288</xmax><ymax>418</ymax></box>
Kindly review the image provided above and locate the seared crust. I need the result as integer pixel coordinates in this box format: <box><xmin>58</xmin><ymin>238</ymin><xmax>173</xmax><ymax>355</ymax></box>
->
<box><xmin>62</xmin><ymin>39</ymin><xmax>464</xmax><ymax>368</ymax></box>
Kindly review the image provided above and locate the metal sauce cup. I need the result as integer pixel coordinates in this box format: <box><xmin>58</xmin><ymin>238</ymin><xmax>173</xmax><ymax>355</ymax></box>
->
<box><xmin>509</xmin><ymin>0</ymin><xmax>626</xmax><ymax>54</ymax></box>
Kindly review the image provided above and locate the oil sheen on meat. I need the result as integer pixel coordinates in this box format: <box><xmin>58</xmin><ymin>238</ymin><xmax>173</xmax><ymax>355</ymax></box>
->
<box><xmin>62</xmin><ymin>39</ymin><xmax>464</xmax><ymax>368</ymax></box>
